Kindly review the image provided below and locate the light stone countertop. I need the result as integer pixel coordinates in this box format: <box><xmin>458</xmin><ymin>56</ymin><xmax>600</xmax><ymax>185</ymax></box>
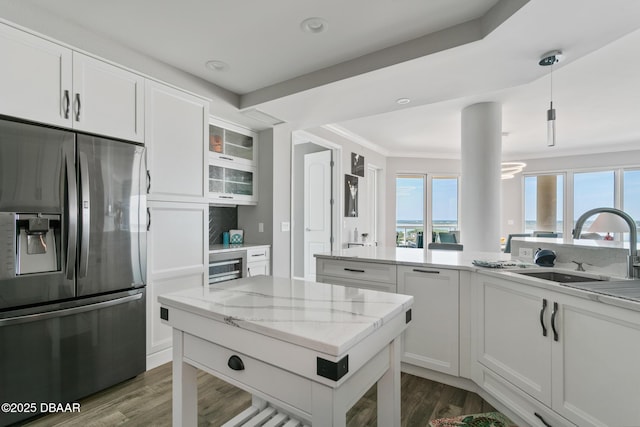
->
<box><xmin>315</xmin><ymin>246</ymin><xmax>640</xmax><ymax>312</ymax></box>
<box><xmin>209</xmin><ymin>243</ymin><xmax>270</xmax><ymax>254</ymax></box>
<box><xmin>158</xmin><ymin>275</ymin><xmax>413</xmax><ymax>356</ymax></box>
<box><xmin>315</xmin><ymin>246</ymin><xmax>515</xmax><ymax>270</ymax></box>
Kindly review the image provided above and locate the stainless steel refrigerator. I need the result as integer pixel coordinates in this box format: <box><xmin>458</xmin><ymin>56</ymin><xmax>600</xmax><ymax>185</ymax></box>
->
<box><xmin>0</xmin><ymin>117</ymin><xmax>146</xmax><ymax>426</ymax></box>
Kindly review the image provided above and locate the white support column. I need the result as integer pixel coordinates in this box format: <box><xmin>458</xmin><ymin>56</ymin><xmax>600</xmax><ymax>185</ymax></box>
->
<box><xmin>461</xmin><ymin>102</ymin><xmax>502</xmax><ymax>252</ymax></box>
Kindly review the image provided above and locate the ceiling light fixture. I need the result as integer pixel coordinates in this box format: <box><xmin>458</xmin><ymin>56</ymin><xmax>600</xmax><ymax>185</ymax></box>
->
<box><xmin>300</xmin><ymin>17</ymin><xmax>328</xmax><ymax>34</ymax></box>
<box><xmin>205</xmin><ymin>60</ymin><xmax>228</xmax><ymax>72</ymax></box>
<box><xmin>396</xmin><ymin>98</ymin><xmax>411</xmax><ymax>105</ymax></box>
<box><xmin>501</xmin><ymin>162</ymin><xmax>527</xmax><ymax>179</ymax></box>
<box><xmin>539</xmin><ymin>50</ymin><xmax>563</xmax><ymax>147</ymax></box>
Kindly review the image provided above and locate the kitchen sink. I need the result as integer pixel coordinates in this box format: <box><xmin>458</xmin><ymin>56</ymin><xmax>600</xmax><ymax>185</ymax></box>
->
<box><xmin>512</xmin><ymin>271</ymin><xmax>606</xmax><ymax>283</ymax></box>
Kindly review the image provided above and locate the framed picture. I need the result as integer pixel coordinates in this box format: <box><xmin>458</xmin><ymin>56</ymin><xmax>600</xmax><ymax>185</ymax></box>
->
<box><xmin>345</xmin><ymin>174</ymin><xmax>358</xmax><ymax>217</ymax></box>
<box><xmin>351</xmin><ymin>153</ymin><xmax>365</xmax><ymax>177</ymax></box>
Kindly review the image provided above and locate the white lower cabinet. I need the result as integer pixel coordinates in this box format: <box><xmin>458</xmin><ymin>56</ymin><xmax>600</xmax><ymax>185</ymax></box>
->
<box><xmin>475</xmin><ymin>273</ymin><xmax>640</xmax><ymax>427</ymax></box>
<box><xmin>247</xmin><ymin>247</ymin><xmax>270</xmax><ymax>277</ymax></box>
<box><xmin>397</xmin><ymin>266</ymin><xmax>460</xmax><ymax>376</ymax></box>
<box><xmin>552</xmin><ymin>292</ymin><xmax>640</xmax><ymax>427</ymax></box>
<box><xmin>146</xmin><ymin>201</ymin><xmax>207</xmax><ymax>358</ymax></box>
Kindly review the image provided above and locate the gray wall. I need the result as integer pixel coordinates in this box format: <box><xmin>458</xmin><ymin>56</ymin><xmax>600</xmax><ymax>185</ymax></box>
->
<box><xmin>238</xmin><ymin>129</ymin><xmax>274</xmax><ymax>246</ymax></box>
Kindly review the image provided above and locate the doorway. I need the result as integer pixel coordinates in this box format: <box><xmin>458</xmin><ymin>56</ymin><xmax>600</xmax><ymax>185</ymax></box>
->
<box><xmin>291</xmin><ymin>132</ymin><xmax>341</xmax><ymax>280</ymax></box>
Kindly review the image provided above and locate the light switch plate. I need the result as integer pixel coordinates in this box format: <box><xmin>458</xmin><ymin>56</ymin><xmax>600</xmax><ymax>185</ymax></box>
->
<box><xmin>281</xmin><ymin>221</ymin><xmax>290</xmax><ymax>232</ymax></box>
<box><xmin>258</xmin><ymin>222</ymin><xmax>264</xmax><ymax>233</ymax></box>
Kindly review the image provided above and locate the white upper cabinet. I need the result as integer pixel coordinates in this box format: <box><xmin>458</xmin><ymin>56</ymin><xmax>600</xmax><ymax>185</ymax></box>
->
<box><xmin>208</xmin><ymin>118</ymin><xmax>256</xmax><ymax>167</ymax></box>
<box><xmin>72</xmin><ymin>52</ymin><xmax>144</xmax><ymax>142</ymax></box>
<box><xmin>145</xmin><ymin>80</ymin><xmax>208</xmax><ymax>203</ymax></box>
<box><xmin>208</xmin><ymin>117</ymin><xmax>258</xmax><ymax>205</ymax></box>
<box><xmin>0</xmin><ymin>22</ymin><xmax>144</xmax><ymax>142</ymax></box>
<box><xmin>0</xmin><ymin>23</ymin><xmax>72</xmax><ymax>128</ymax></box>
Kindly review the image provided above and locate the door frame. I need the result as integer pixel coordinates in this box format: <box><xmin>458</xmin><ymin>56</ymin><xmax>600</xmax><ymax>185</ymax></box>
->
<box><xmin>291</xmin><ymin>130</ymin><xmax>342</xmax><ymax>280</ymax></box>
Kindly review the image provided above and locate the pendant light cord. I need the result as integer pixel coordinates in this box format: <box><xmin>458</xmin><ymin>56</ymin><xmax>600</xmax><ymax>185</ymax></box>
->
<box><xmin>549</xmin><ymin>62</ymin><xmax>554</xmax><ymax>109</ymax></box>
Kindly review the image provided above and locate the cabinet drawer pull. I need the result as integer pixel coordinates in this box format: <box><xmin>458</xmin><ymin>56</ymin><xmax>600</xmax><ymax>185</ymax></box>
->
<box><xmin>534</xmin><ymin>412</ymin><xmax>552</xmax><ymax>427</ymax></box>
<box><xmin>219</xmin><ymin>195</ymin><xmax>234</xmax><ymax>199</ymax></box>
<box><xmin>227</xmin><ymin>355</ymin><xmax>245</xmax><ymax>371</ymax></box>
<box><xmin>252</xmin><ymin>253</ymin><xmax>264</xmax><ymax>257</ymax></box>
<box><xmin>220</xmin><ymin>156</ymin><xmax>234</xmax><ymax>161</ymax></box>
<box><xmin>540</xmin><ymin>299</ymin><xmax>548</xmax><ymax>337</ymax></box>
<box><xmin>412</xmin><ymin>269</ymin><xmax>440</xmax><ymax>274</ymax></box>
<box><xmin>551</xmin><ymin>302</ymin><xmax>559</xmax><ymax>342</ymax></box>
<box><xmin>344</xmin><ymin>268</ymin><xmax>365</xmax><ymax>273</ymax></box>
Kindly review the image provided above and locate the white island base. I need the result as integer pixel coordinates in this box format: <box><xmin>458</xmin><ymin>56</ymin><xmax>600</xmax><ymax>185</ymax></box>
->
<box><xmin>160</xmin><ymin>276</ymin><xmax>413</xmax><ymax>426</ymax></box>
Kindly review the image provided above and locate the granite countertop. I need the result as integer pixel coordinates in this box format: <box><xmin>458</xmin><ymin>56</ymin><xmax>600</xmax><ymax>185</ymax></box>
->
<box><xmin>209</xmin><ymin>243</ymin><xmax>270</xmax><ymax>254</ymax></box>
<box><xmin>158</xmin><ymin>275</ymin><xmax>413</xmax><ymax>356</ymax></box>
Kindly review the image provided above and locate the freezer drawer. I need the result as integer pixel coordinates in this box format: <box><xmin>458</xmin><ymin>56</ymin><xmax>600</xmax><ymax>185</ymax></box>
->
<box><xmin>0</xmin><ymin>289</ymin><xmax>145</xmax><ymax>427</ymax></box>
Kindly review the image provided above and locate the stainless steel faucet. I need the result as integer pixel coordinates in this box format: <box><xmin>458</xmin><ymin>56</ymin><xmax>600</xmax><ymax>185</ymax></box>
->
<box><xmin>572</xmin><ymin>260</ymin><xmax>587</xmax><ymax>272</ymax></box>
<box><xmin>573</xmin><ymin>207</ymin><xmax>639</xmax><ymax>278</ymax></box>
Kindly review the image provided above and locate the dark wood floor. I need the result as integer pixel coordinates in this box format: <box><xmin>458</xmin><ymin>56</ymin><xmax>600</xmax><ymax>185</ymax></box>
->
<box><xmin>23</xmin><ymin>363</ymin><xmax>496</xmax><ymax>426</ymax></box>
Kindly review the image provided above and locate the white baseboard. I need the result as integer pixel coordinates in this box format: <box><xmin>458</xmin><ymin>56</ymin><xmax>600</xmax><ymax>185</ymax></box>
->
<box><xmin>401</xmin><ymin>363</ymin><xmax>478</xmax><ymax>393</ymax></box>
<box><xmin>146</xmin><ymin>347</ymin><xmax>172</xmax><ymax>370</ymax></box>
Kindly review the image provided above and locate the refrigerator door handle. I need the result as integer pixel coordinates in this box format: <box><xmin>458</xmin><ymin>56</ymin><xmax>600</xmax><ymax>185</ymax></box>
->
<box><xmin>78</xmin><ymin>152</ymin><xmax>91</xmax><ymax>278</ymax></box>
<box><xmin>65</xmin><ymin>149</ymin><xmax>78</xmax><ymax>280</ymax></box>
<box><xmin>0</xmin><ymin>293</ymin><xmax>143</xmax><ymax>327</ymax></box>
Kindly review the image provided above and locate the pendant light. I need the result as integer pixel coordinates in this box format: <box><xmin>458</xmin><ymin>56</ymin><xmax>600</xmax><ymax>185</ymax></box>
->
<box><xmin>539</xmin><ymin>50</ymin><xmax>563</xmax><ymax>147</ymax></box>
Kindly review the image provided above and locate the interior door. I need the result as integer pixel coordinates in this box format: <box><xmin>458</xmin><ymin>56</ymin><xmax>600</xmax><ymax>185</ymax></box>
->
<box><xmin>76</xmin><ymin>134</ymin><xmax>146</xmax><ymax>296</ymax></box>
<box><xmin>304</xmin><ymin>150</ymin><xmax>332</xmax><ymax>280</ymax></box>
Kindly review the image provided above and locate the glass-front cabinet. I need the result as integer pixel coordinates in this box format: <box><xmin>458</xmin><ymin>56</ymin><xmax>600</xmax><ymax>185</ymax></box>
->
<box><xmin>209</xmin><ymin>118</ymin><xmax>256</xmax><ymax>167</ymax></box>
<box><xmin>208</xmin><ymin>117</ymin><xmax>258</xmax><ymax>205</ymax></box>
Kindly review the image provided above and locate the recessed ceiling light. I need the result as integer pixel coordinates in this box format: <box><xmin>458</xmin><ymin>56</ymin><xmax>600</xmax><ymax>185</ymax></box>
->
<box><xmin>205</xmin><ymin>60</ymin><xmax>228</xmax><ymax>72</ymax></box>
<box><xmin>396</xmin><ymin>98</ymin><xmax>411</xmax><ymax>105</ymax></box>
<box><xmin>300</xmin><ymin>17</ymin><xmax>328</xmax><ymax>34</ymax></box>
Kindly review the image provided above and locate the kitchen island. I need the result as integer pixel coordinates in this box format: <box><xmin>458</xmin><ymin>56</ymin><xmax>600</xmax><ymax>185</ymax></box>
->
<box><xmin>158</xmin><ymin>276</ymin><xmax>413</xmax><ymax>426</ymax></box>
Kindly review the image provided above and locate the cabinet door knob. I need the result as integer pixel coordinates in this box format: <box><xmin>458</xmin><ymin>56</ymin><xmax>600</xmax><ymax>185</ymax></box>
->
<box><xmin>227</xmin><ymin>355</ymin><xmax>245</xmax><ymax>371</ymax></box>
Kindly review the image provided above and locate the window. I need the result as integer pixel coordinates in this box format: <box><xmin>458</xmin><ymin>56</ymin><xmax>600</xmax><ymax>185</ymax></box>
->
<box><xmin>432</xmin><ymin>177</ymin><xmax>459</xmax><ymax>241</ymax></box>
<box><xmin>396</xmin><ymin>175</ymin><xmax>424</xmax><ymax>247</ymax></box>
<box><xmin>524</xmin><ymin>174</ymin><xmax>564</xmax><ymax>234</ymax></box>
<box><xmin>573</xmin><ymin>171</ymin><xmax>615</xmax><ymax>228</ymax></box>
<box><xmin>522</xmin><ymin>168</ymin><xmax>638</xmax><ymax>240</ymax></box>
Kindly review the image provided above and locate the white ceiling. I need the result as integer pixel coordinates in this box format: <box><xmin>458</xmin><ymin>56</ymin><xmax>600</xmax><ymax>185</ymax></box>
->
<box><xmin>2</xmin><ymin>0</ymin><xmax>640</xmax><ymax>160</ymax></box>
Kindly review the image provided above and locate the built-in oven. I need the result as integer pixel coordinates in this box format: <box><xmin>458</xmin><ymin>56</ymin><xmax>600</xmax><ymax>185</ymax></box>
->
<box><xmin>208</xmin><ymin>251</ymin><xmax>247</xmax><ymax>284</ymax></box>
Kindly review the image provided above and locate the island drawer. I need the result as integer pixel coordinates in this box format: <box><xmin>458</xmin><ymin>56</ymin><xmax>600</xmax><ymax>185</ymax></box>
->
<box><xmin>316</xmin><ymin>259</ymin><xmax>396</xmax><ymax>284</ymax></box>
<box><xmin>183</xmin><ymin>333</ymin><xmax>312</xmax><ymax>413</ymax></box>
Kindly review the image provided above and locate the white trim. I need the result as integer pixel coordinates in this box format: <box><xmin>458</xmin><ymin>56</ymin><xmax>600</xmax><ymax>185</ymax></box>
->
<box><xmin>146</xmin><ymin>348</ymin><xmax>172</xmax><ymax>371</ymax></box>
<box><xmin>322</xmin><ymin>124</ymin><xmax>390</xmax><ymax>157</ymax></box>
